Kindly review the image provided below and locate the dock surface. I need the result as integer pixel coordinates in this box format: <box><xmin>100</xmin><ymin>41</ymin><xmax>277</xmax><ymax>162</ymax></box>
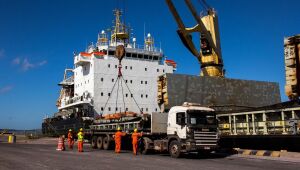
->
<box><xmin>0</xmin><ymin>138</ymin><xmax>299</xmax><ymax>170</ymax></box>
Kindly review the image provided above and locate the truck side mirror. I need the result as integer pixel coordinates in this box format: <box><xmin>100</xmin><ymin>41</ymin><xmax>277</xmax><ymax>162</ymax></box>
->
<box><xmin>176</xmin><ymin>112</ymin><xmax>186</xmax><ymax>125</ymax></box>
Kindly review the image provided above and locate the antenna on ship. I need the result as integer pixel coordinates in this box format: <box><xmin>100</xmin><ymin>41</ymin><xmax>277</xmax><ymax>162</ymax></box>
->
<box><xmin>143</xmin><ymin>22</ymin><xmax>146</xmax><ymax>41</ymax></box>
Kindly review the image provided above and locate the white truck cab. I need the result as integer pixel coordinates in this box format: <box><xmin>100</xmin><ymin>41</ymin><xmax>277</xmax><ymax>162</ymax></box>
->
<box><xmin>166</xmin><ymin>102</ymin><xmax>219</xmax><ymax>158</ymax></box>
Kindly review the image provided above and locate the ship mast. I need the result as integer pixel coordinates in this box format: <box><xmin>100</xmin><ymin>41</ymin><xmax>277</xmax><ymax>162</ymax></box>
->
<box><xmin>110</xmin><ymin>9</ymin><xmax>130</xmax><ymax>46</ymax></box>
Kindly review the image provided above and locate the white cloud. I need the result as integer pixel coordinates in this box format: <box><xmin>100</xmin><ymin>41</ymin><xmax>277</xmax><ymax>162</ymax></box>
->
<box><xmin>12</xmin><ymin>57</ymin><xmax>21</xmax><ymax>65</ymax></box>
<box><xmin>21</xmin><ymin>58</ymin><xmax>35</xmax><ymax>71</ymax></box>
<box><xmin>0</xmin><ymin>85</ymin><xmax>13</xmax><ymax>94</ymax></box>
<box><xmin>37</xmin><ymin>60</ymin><xmax>47</xmax><ymax>66</ymax></box>
<box><xmin>11</xmin><ymin>57</ymin><xmax>47</xmax><ymax>71</ymax></box>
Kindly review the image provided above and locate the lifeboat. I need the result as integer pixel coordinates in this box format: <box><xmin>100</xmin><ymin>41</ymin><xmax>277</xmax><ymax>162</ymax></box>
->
<box><xmin>165</xmin><ymin>59</ymin><xmax>177</xmax><ymax>68</ymax></box>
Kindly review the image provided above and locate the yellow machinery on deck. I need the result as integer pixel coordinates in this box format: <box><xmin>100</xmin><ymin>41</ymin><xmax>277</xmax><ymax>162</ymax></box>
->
<box><xmin>284</xmin><ymin>35</ymin><xmax>300</xmax><ymax>100</ymax></box>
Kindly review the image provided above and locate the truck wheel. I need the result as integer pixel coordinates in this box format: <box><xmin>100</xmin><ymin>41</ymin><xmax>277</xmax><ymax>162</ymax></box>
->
<box><xmin>103</xmin><ymin>136</ymin><xmax>111</xmax><ymax>150</ymax></box>
<box><xmin>169</xmin><ymin>140</ymin><xmax>182</xmax><ymax>158</ymax></box>
<box><xmin>139</xmin><ymin>137</ymin><xmax>151</xmax><ymax>155</ymax></box>
<box><xmin>97</xmin><ymin>136</ymin><xmax>103</xmax><ymax>149</ymax></box>
<box><xmin>91</xmin><ymin>136</ymin><xmax>97</xmax><ymax>149</ymax></box>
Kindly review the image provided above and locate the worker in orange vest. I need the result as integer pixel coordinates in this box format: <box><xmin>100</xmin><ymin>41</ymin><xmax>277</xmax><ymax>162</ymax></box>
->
<box><xmin>67</xmin><ymin>129</ymin><xmax>74</xmax><ymax>149</ymax></box>
<box><xmin>114</xmin><ymin>127</ymin><xmax>126</xmax><ymax>153</ymax></box>
<box><xmin>77</xmin><ymin>128</ymin><xmax>84</xmax><ymax>152</ymax></box>
<box><xmin>131</xmin><ymin>128</ymin><xmax>142</xmax><ymax>155</ymax></box>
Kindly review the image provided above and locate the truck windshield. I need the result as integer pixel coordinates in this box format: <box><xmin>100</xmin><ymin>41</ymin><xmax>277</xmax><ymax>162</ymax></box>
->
<box><xmin>187</xmin><ymin>110</ymin><xmax>216</xmax><ymax>126</ymax></box>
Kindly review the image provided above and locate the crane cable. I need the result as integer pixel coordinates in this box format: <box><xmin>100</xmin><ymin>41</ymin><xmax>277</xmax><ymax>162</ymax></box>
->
<box><xmin>101</xmin><ymin>61</ymin><xmax>143</xmax><ymax>116</ymax></box>
<box><xmin>197</xmin><ymin>0</ymin><xmax>211</xmax><ymax>11</ymax></box>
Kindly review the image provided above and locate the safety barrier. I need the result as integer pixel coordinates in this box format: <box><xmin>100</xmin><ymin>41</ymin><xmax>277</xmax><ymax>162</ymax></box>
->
<box><xmin>56</xmin><ymin>137</ymin><xmax>65</xmax><ymax>151</ymax></box>
<box><xmin>235</xmin><ymin>148</ymin><xmax>281</xmax><ymax>157</ymax></box>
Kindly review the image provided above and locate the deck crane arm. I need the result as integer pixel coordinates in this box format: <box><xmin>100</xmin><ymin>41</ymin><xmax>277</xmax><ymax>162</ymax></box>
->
<box><xmin>165</xmin><ymin>0</ymin><xmax>225</xmax><ymax>77</ymax></box>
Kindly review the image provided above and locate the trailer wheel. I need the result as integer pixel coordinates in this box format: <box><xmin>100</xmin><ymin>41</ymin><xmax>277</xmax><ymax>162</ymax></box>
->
<box><xmin>91</xmin><ymin>136</ymin><xmax>97</xmax><ymax>149</ymax></box>
<box><xmin>169</xmin><ymin>140</ymin><xmax>181</xmax><ymax>158</ymax></box>
<box><xmin>97</xmin><ymin>136</ymin><xmax>103</xmax><ymax>149</ymax></box>
<box><xmin>103</xmin><ymin>136</ymin><xmax>111</xmax><ymax>150</ymax></box>
<box><xmin>139</xmin><ymin>137</ymin><xmax>151</xmax><ymax>155</ymax></box>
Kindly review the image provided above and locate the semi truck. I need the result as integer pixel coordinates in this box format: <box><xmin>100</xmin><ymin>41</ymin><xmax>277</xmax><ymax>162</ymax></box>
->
<box><xmin>85</xmin><ymin>102</ymin><xmax>219</xmax><ymax>158</ymax></box>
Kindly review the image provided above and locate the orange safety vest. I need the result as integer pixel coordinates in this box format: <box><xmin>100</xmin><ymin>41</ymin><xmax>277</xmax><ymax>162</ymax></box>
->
<box><xmin>114</xmin><ymin>131</ymin><xmax>126</xmax><ymax>142</ymax></box>
<box><xmin>131</xmin><ymin>132</ymin><xmax>142</xmax><ymax>144</ymax></box>
<box><xmin>68</xmin><ymin>132</ymin><xmax>73</xmax><ymax>141</ymax></box>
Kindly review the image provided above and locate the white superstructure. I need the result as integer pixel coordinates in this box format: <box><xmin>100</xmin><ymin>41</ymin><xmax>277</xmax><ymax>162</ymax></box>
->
<box><xmin>56</xmin><ymin>9</ymin><xmax>176</xmax><ymax>118</ymax></box>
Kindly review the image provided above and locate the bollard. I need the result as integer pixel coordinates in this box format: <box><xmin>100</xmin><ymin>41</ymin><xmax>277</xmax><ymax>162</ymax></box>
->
<box><xmin>8</xmin><ymin>135</ymin><xmax>12</xmax><ymax>143</ymax></box>
<box><xmin>8</xmin><ymin>135</ymin><xmax>16</xmax><ymax>143</ymax></box>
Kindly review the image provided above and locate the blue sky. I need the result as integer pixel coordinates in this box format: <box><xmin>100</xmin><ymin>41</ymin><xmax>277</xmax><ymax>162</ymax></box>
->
<box><xmin>0</xmin><ymin>0</ymin><xmax>299</xmax><ymax>129</ymax></box>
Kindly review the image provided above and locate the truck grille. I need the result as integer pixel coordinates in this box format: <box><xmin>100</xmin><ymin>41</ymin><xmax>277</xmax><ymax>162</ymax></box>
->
<box><xmin>194</xmin><ymin>131</ymin><xmax>218</xmax><ymax>146</ymax></box>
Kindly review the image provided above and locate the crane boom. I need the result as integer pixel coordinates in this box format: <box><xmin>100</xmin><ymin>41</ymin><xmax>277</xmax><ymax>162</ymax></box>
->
<box><xmin>166</xmin><ymin>0</ymin><xmax>225</xmax><ymax>77</ymax></box>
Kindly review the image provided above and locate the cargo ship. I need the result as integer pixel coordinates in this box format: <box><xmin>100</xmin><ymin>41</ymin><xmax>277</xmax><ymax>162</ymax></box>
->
<box><xmin>42</xmin><ymin>9</ymin><xmax>177</xmax><ymax>135</ymax></box>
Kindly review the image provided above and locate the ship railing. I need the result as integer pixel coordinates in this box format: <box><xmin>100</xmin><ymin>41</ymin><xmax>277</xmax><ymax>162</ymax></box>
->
<box><xmin>74</xmin><ymin>55</ymin><xmax>91</xmax><ymax>65</ymax></box>
<box><xmin>107</xmin><ymin>43</ymin><xmax>162</xmax><ymax>53</ymax></box>
<box><xmin>61</xmin><ymin>76</ymin><xmax>74</xmax><ymax>84</ymax></box>
<box><xmin>218</xmin><ymin>119</ymin><xmax>300</xmax><ymax>135</ymax></box>
<box><xmin>130</xmin><ymin>44</ymin><xmax>162</xmax><ymax>53</ymax></box>
<box><xmin>60</xmin><ymin>94</ymin><xmax>93</xmax><ymax>109</ymax></box>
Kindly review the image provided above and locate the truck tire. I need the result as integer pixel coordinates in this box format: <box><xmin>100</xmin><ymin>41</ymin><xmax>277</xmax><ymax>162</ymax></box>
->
<box><xmin>91</xmin><ymin>136</ymin><xmax>97</xmax><ymax>149</ymax></box>
<box><xmin>103</xmin><ymin>136</ymin><xmax>111</xmax><ymax>150</ymax></box>
<box><xmin>97</xmin><ymin>136</ymin><xmax>103</xmax><ymax>149</ymax></box>
<box><xmin>169</xmin><ymin>140</ymin><xmax>182</xmax><ymax>158</ymax></box>
<box><xmin>139</xmin><ymin>137</ymin><xmax>152</xmax><ymax>155</ymax></box>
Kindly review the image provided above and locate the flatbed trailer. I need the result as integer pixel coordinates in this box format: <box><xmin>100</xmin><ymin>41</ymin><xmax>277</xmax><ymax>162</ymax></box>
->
<box><xmin>85</xmin><ymin>103</ymin><xmax>220</xmax><ymax>158</ymax></box>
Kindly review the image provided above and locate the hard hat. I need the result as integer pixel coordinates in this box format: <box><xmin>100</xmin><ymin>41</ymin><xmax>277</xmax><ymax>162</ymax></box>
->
<box><xmin>69</xmin><ymin>129</ymin><xmax>72</xmax><ymax>132</ymax></box>
<box><xmin>117</xmin><ymin>127</ymin><xmax>121</xmax><ymax>131</ymax></box>
<box><xmin>80</xmin><ymin>128</ymin><xmax>83</xmax><ymax>131</ymax></box>
<box><xmin>134</xmin><ymin>128</ymin><xmax>138</xmax><ymax>132</ymax></box>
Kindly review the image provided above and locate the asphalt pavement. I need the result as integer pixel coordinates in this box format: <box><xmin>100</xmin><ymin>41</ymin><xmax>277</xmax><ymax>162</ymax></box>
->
<box><xmin>0</xmin><ymin>142</ymin><xmax>299</xmax><ymax>170</ymax></box>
